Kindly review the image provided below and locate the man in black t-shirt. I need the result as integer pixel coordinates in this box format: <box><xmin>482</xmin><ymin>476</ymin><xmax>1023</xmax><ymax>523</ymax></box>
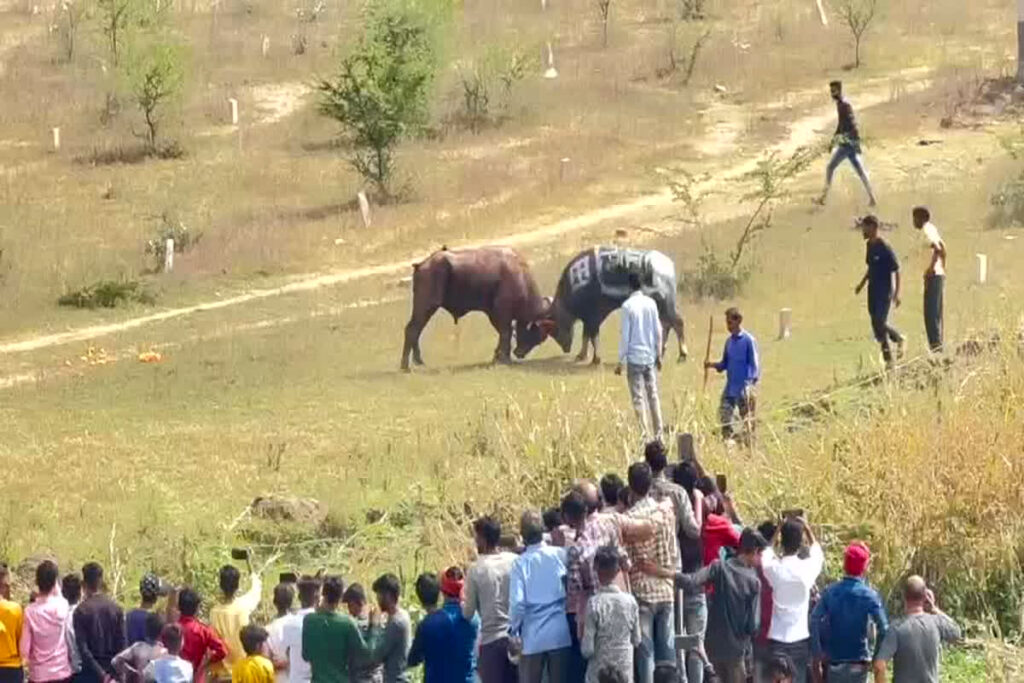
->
<box><xmin>854</xmin><ymin>215</ymin><xmax>903</xmax><ymax>366</ymax></box>
<box><xmin>816</xmin><ymin>81</ymin><xmax>877</xmax><ymax>207</ymax></box>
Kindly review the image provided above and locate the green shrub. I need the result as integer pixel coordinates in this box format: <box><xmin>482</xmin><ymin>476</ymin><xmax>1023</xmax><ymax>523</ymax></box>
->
<box><xmin>145</xmin><ymin>212</ymin><xmax>202</xmax><ymax>272</ymax></box>
<box><xmin>681</xmin><ymin>241</ymin><xmax>751</xmax><ymax>300</ymax></box>
<box><xmin>58</xmin><ymin>279</ymin><xmax>155</xmax><ymax>309</ymax></box>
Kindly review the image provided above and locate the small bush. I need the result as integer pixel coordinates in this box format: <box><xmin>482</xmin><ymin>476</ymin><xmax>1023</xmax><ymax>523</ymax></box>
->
<box><xmin>681</xmin><ymin>242</ymin><xmax>750</xmax><ymax>300</ymax></box>
<box><xmin>989</xmin><ymin>125</ymin><xmax>1024</xmax><ymax>228</ymax></box>
<box><xmin>58</xmin><ymin>279</ymin><xmax>156</xmax><ymax>309</ymax></box>
<box><xmin>145</xmin><ymin>212</ymin><xmax>202</xmax><ymax>272</ymax></box>
<box><xmin>450</xmin><ymin>48</ymin><xmax>532</xmax><ymax>133</ymax></box>
<box><xmin>988</xmin><ymin>172</ymin><xmax>1024</xmax><ymax>228</ymax></box>
<box><xmin>76</xmin><ymin>142</ymin><xmax>185</xmax><ymax>167</ymax></box>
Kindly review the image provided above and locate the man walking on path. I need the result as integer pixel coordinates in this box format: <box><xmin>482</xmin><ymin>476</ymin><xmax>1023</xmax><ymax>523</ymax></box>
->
<box><xmin>810</xmin><ymin>543</ymin><xmax>888</xmax><ymax>683</ymax></box>
<box><xmin>616</xmin><ymin>273</ymin><xmax>664</xmax><ymax>441</ymax></box>
<box><xmin>912</xmin><ymin>207</ymin><xmax>946</xmax><ymax>353</ymax></box>
<box><xmin>817</xmin><ymin>80</ymin><xmax>877</xmax><ymax>207</ymax></box>
<box><xmin>705</xmin><ymin>308</ymin><xmax>759</xmax><ymax>443</ymax></box>
<box><xmin>464</xmin><ymin>517</ymin><xmax>520</xmax><ymax>683</ymax></box>
<box><xmin>760</xmin><ymin>518</ymin><xmax>824</xmax><ymax>683</ymax></box>
<box><xmin>872</xmin><ymin>576</ymin><xmax>961</xmax><ymax>683</ymax></box>
<box><xmin>854</xmin><ymin>215</ymin><xmax>903</xmax><ymax>367</ymax></box>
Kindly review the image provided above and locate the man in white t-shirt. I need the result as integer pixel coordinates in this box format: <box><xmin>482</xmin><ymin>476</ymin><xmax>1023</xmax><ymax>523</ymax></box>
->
<box><xmin>266</xmin><ymin>583</ymin><xmax>295</xmax><ymax>683</ymax></box>
<box><xmin>279</xmin><ymin>577</ymin><xmax>321</xmax><ymax>683</ymax></box>
<box><xmin>760</xmin><ymin>517</ymin><xmax>824</xmax><ymax>683</ymax></box>
<box><xmin>913</xmin><ymin>206</ymin><xmax>946</xmax><ymax>353</ymax></box>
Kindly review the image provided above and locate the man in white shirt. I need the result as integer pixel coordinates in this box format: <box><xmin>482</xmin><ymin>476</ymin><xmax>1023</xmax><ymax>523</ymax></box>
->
<box><xmin>279</xmin><ymin>576</ymin><xmax>321</xmax><ymax>683</ymax></box>
<box><xmin>615</xmin><ymin>272</ymin><xmax>664</xmax><ymax>441</ymax></box>
<box><xmin>913</xmin><ymin>206</ymin><xmax>946</xmax><ymax>353</ymax></box>
<box><xmin>760</xmin><ymin>517</ymin><xmax>824</xmax><ymax>683</ymax></box>
<box><xmin>266</xmin><ymin>583</ymin><xmax>295</xmax><ymax>683</ymax></box>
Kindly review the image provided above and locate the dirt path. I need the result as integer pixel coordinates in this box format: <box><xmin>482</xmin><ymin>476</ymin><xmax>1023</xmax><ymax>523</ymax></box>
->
<box><xmin>0</xmin><ymin>67</ymin><xmax>931</xmax><ymax>358</ymax></box>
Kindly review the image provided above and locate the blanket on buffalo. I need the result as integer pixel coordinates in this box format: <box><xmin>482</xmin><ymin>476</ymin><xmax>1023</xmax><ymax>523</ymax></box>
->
<box><xmin>566</xmin><ymin>247</ymin><xmax>676</xmax><ymax>300</ymax></box>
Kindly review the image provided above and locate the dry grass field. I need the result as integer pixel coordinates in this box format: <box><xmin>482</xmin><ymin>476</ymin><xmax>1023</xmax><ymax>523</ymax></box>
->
<box><xmin>2</xmin><ymin>0</ymin><xmax>1024</xmax><ymax>677</ymax></box>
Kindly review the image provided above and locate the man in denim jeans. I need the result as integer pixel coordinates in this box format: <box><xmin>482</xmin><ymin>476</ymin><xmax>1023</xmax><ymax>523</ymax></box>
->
<box><xmin>623</xmin><ymin>463</ymin><xmax>678</xmax><ymax>683</ymax></box>
<box><xmin>816</xmin><ymin>80</ymin><xmax>877</xmax><ymax>207</ymax></box>
<box><xmin>810</xmin><ymin>543</ymin><xmax>888</xmax><ymax>683</ymax></box>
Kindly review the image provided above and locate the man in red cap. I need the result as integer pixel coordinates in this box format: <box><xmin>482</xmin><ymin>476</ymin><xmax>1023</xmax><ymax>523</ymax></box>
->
<box><xmin>441</xmin><ymin>568</ymin><xmax>479</xmax><ymax>683</ymax></box>
<box><xmin>809</xmin><ymin>543</ymin><xmax>888</xmax><ymax>683</ymax></box>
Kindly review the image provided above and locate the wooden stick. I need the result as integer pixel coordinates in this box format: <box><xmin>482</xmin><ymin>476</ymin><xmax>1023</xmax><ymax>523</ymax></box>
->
<box><xmin>702</xmin><ymin>314</ymin><xmax>714</xmax><ymax>392</ymax></box>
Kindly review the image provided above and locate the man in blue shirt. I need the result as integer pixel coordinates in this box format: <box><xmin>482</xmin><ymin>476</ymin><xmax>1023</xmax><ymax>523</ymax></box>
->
<box><xmin>854</xmin><ymin>215</ymin><xmax>903</xmax><ymax>367</ymax></box>
<box><xmin>408</xmin><ymin>571</ymin><xmax>479</xmax><ymax>683</ymax></box>
<box><xmin>508</xmin><ymin>510</ymin><xmax>572</xmax><ymax>683</ymax></box>
<box><xmin>705</xmin><ymin>307</ymin><xmax>759</xmax><ymax>444</ymax></box>
<box><xmin>810</xmin><ymin>543</ymin><xmax>888</xmax><ymax>683</ymax></box>
<box><xmin>616</xmin><ymin>272</ymin><xmax>664</xmax><ymax>441</ymax></box>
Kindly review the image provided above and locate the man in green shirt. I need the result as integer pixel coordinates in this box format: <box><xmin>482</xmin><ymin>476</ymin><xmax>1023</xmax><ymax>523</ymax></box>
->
<box><xmin>302</xmin><ymin>577</ymin><xmax>380</xmax><ymax>683</ymax></box>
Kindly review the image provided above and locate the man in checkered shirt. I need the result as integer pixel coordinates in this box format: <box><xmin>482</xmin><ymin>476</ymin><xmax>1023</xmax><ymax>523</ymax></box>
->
<box><xmin>623</xmin><ymin>462</ymin><xmax>679</xmax><ymax>683</ymax></box>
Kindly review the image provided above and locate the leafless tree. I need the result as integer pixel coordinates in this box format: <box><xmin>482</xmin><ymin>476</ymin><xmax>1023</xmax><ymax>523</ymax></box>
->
<box><xmin>57</xmin><ymin>0</ymin><xmax>87</xmax><ymax>63</ymax></box>
<box><xmin>835</xmin><ymin>0</ymin><xmax>878</xmax><ymax>69</ymax></box>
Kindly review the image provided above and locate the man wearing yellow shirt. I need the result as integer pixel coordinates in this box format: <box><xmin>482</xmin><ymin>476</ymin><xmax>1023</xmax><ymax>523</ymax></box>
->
<box><xmin>0</xmin><ymin>563</ymin><xmax>24</xmax><ymax>683</ymax></box>
<box><xmin>232</xmin><ymin>626</ymin><xmax>275</xmax><ymax>683</ymax></box>
<box><xmin>210</xmin><ymin>559</ymin><xmax>263</xmax><ymax>681</ymax></box>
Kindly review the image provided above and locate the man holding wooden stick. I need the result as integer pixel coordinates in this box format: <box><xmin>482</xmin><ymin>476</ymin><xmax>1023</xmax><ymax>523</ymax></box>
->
<box><xmin>704</xmin><ymin>308</ymin><xmax>759</xmax><ymax>444</ymax></box>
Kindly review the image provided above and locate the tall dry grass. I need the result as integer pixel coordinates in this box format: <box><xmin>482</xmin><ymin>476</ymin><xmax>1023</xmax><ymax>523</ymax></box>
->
<box><xmin>409</xmin><ymin>337</ymin><xmax>1024</xmax><ymax>639</ymax></box>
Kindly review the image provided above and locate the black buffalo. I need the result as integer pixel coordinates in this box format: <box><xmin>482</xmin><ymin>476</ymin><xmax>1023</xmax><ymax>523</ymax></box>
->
<box><xmin>514</xmin><ymin>246</ymin><xmax>687</xmax><ymax>364</ymax></box>
<box><xmin>401</xmin><ymin>246</ymin><xmax>550</xmax><ymax>371</ymax></box>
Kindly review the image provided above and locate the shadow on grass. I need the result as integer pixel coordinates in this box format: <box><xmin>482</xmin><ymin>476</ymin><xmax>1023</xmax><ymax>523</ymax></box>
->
<box><xmin>278</xmin><ymin>199</ymin><xmax>360</xmax><ymax>223</ymax></box>
<box><xmin>344</xmin><ymin>354</ymin><xmax>609</xmax><ymax>381</ymax></box>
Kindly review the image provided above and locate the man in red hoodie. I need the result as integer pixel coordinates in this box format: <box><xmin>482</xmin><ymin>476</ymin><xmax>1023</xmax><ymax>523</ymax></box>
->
<box><xmin>700</xmin><ymin>479</ymin><xmax>742</xmax><ymax>568</ymax></box>
<box><xmin>175</xmin><ymin>588</ymin><xmax>228</xmax><ymax>683</ymax></box>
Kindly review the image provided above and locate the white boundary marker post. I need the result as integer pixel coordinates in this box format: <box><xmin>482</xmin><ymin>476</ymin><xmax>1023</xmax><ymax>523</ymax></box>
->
<box><xmin>164</xmin><ymin>239</ymin><xmax>175</xmax><ymax>272</ymax></box>
<box><xmin>229</xmin><ymin>97</ymin><xmax>239</xmax><ymax>126</ymax></box>
<box><xmin>778</xmin><ymin>307</ymin><xmax>792</xmax><ymax>340</ymax></box>
<box><xmin>52</xmin><ymin>127</ymin><xmax>61</xmax><ymax>151</ymax></box>
<box><xmin>357</xmin><ymin>191</ymin><xmax>371</xmax><ymax>228</ymax></box>
<box><xmin>261</xmin><ymin>34</ymin><xmax>270</xmax><ymax>57</ymax></box>
<box><xmin>976</xmin><ymin>253</ymin><xmax>987</xmax><ymax>284</ymax></box>
<box><xmin>815</xmin><ymin>0</ymin><xmax>828</xmax><ymax>26</ymax></box>
<box><xmin>544</xmin><ymin>43</ymin><xmax>558</xmax><ymax>79</ymax></box>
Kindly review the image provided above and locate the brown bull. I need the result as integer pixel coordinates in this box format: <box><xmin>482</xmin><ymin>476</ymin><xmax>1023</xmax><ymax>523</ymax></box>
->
<box><xmin>401</xmin><ymin>246</ymin><xmax>550</xmax><ymax>371</ymax></box>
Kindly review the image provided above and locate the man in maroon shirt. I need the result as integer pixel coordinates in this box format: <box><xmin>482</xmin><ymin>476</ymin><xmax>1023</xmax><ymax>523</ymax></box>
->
<box><xmin>176</xmin><ymin>588</ymin><xmax>228</xmax><ymax>683</ymax></box>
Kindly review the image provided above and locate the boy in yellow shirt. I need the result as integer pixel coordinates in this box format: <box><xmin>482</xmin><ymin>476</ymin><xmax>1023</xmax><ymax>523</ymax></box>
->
<box><xmin>0</xmin><ymin>564</ymin><xmax>24</xmax><ymax>683</ymax></box>
<box><xmin>232</xmin><ymin>626</ymin><xmax>275</xmax><ymax>683</ymax></box>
